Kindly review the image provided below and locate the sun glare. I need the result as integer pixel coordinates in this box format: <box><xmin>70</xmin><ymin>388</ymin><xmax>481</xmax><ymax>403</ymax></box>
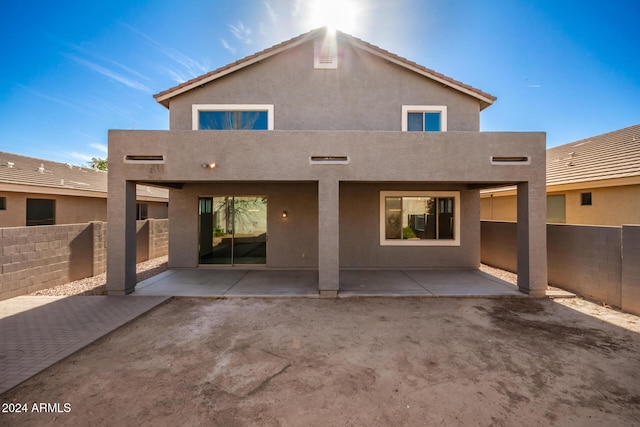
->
<box><xmin>307</xmin><ymin>0</ymin><xmax>361</xmax><ymax>34</ymax></box>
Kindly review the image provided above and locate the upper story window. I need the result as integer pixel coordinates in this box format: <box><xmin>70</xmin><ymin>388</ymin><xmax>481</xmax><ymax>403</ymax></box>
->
<box><xmin>192</xmin><ymin>104</ymin><xmax>274</xmax><ymax>130</ymax></box>
<box><xmin>401</xmin><ymin>106</ymin><xmax>447</xmax><ymax>132</ymax></box>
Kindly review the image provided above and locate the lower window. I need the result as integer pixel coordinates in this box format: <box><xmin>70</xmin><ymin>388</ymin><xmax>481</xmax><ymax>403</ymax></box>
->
<box><xmin>380</xmin><ymin>191</ymin><xmax>460</xmax><ymax>246</ymax></box>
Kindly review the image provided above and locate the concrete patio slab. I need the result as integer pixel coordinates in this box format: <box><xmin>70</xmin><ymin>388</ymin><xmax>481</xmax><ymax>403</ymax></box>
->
<box><xmin>0</xmin><ymin>295</ymin><xmax>170</xmax><ymax>394</ymax></box>
<box><xmin>225</xmin><ymin>270</ymin><xmax>318</xmax><ymax>296</ymax></box>
<box><xmin>134</xmin><ymin>269</ymin><xmax>248</xmax><ymax>296</ymax></box>
<box><xmin>404</xmin><ymin>269</ymin><xmax>523</xmax><ymax>296</ymax></box>
<box><xmin>339</xmin><ymin>270</ymin><xmax>433</xmax><ymax>296</ymax></box>
<box><xmin>131</xmin><ymin>268</ymin><xmax>524</xmax><ymax>298</ymax></box>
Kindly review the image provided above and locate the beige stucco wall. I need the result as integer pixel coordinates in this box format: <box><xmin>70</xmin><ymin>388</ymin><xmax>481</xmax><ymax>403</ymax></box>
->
<box><xmin>481</xmin><ymin>184</ymin><xmax>640</xmax><ymax>226</ymax></box>
<box><xmin>340</xmin><ymin>183</ymin><xmax>480</xmax><ymax>268</ymax></box>
<box><xmin>557</xmin><ymin>185</ymin><xmax>640</xmax><ymax>226</ymax></box>
<box><xmin>0</xmin><ymin>191</ymin><xmax>168</xmax><ymax>227</ymax></box>
<box><xmin>480</xmin><ymin>193</ymin><xmax>518</xmax><ymax>222</ymax></box>
<box><xmin>0</xmin><ymin>192</ymin><xmax>107</xmax><ymax>227</ymax></box>
<box><xmin>143</xmin><ymin>201</ymin><xmax>169</xmax><ymax>219</ymax></box>
<box><xmin>108</xmin><ymin>129</ymin><xmax>547</xmax><ymax>295</ymax></box>
<box><xmin>164</xmin><ymin>181</ymin><xmax>479</xmax><ymax>269</ymax></box>
<box><xmin>168</xmin><ymin>39</ymin><xmax>481</xmax><ymax>132</ymax></box>
<box><xmin>167</xmin><ymin>182</ymin><xmax>319</xmax><ymax>268</ymax></box>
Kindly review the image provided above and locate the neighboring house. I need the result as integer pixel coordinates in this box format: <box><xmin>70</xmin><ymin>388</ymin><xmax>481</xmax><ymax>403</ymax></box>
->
<box><xmin>481</xmin><ymin>124</ymin><xmax>640</xmax><ymax>225</ymax></box>
<box><xmin>0</xmin><ymin>151</ymin><xmax>169</xmax><ymax>227</ymax></box>
<box><xmin>107</xmin><ymin>27</ymin><xmax>547</xmax><ymax>296</ymax></box>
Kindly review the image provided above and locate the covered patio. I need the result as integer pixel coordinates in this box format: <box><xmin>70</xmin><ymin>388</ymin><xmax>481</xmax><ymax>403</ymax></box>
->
<box><xmin>132</xmin><ymin>268</ymin><xmax>524</xmax><ymax>298</ymax></box>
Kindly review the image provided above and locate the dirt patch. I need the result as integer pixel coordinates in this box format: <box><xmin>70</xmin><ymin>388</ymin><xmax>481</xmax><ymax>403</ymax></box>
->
<box><xmin>2</xmin><ymin>297</ymin><xmax>639</xmax><ymax>426</ymax></box>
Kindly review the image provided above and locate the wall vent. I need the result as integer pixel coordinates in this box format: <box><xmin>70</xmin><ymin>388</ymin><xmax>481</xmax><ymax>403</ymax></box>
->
<box><xmin>314</xmin><ymin>37</ymin><xmax>338</xmax><ymax>69</ymax></box>
<box><xmin>125</xmin><ymin>155</ymin><xmax>165</xmax><ymax>163</ymax></box>
<box><xmin>491</xmin><ymin>156</ymin><xmax>530</xmax><ymax>165</ymax></box>
<box><xmin>310</xmin><ymin>155</ymin><xmax>349</xmax><ymax>164</ymax></box>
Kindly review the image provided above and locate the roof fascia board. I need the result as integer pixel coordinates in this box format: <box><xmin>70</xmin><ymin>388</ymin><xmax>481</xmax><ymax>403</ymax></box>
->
<box><xmin>1</xmin><ymin>182</ymin><xmax>169</xmax><ymax>201</ymax></box>
<box><xmin>136</xmin><ymin>195</ymin><xmax>169</xmax><ymax>202</ymax></box>
<box><xmin>480</xmin><ymin>176</ymin><xmax>640</xmax><ymax>198</ymax></box>
<box><xmin>0</xmin><ymin>183</ymin><xmax>107</xmax><ymax>198</ymax></box>
<box><xmin>548</xmin><ymin>176</ymin><xmax>640</xmax><ymax>192</ymax></box>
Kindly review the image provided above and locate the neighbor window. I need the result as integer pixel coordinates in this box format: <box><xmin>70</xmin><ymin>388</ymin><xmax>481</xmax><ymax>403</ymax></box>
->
<box><xmin>402</xmin><ymin>106</ymin><xmax>447</xmax><ymax>132</ymax></box>
<box><xmin>0</xmin><ymin>196</ymin><xmax>6</xmax><ymax>210</ymax></box>
<box><xmin>581</xmin><ymin>192</ymin><xmax>592</xmax><ymax>206</ymax></box>
<box><xmin>380</xmin><ymin>191</ymin><xmax>460</xmax><ymax>246</ymax></box>
<box><xmin>547</xmin><ymin>194</ymin><xmax>566</xmax><ymax>223</ymax></box>
<box><xmin>192</xmin><ymin>104</ymin><xmax>274</xmax><ymax>130</ymax></box>
<box><xmin>26</xmin><ymin>198</ymin><xmax>55</xmax><ymax>226</ymax></box>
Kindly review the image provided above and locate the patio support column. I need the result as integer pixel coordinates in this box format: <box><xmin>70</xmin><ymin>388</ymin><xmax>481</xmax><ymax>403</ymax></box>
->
<box><xmin>517</xmin><ymin>180</ymin><xmax>547</xmax><ymax>297</ymax></box>
<box><xmin>107</xmin><ymin>180</ymin><xmax>137</xmax><ymax>295</ymax></box>
<box><xmin>318</xmin><ymin>178</ymin><xmax>340</xmax><ymax>297</ymax></box>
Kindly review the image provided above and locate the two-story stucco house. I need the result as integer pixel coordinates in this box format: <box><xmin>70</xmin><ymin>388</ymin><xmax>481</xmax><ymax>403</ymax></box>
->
<box><xmin>107</xmin><ymin>27</ymin><xmax>547</xmax><ymax>297</ymax></box>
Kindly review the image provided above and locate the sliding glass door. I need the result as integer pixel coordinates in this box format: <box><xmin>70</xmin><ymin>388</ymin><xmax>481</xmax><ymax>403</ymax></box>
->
<box><xmin>199</xmin><ymin>196</ymin><xmax>267</xmax><ymax>265</ymax></box>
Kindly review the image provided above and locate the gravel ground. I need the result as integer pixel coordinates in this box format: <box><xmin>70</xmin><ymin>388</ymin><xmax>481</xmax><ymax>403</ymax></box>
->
<box><xmin>29</xmin><ymin>256</ymin><xmax>168</xmax><ymax>297</ymax></box>
<box><xmin>479</xmin><ymin>263</ymin><xmax>517</xmax><ymax>285</ymax></box>
<box><xmin>30</xmin><ymin>259</ymin><xmax>556</xmax><ymax>297</ymax></box>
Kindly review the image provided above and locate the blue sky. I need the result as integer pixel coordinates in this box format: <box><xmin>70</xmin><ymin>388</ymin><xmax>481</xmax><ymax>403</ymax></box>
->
<box><xmin>1</xmin><ymin>0</ymin><xmax>638</xmax><ymax>165</ymax></box>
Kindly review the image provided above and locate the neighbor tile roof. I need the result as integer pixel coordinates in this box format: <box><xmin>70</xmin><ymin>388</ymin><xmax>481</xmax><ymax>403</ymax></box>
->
<box><xmin>0</xmin><ymin>151</ymin><xmax>168</xmax><ymax>199</ymax></box>
<box><xmin>154</xmin><ymin>27</ymin><xmax>497</xmax><ymax>110</ymax></box>
<box><xmin>546</xmin><ymin>124</ymin><xmax>640</xmax><ymax>186</ymax></box>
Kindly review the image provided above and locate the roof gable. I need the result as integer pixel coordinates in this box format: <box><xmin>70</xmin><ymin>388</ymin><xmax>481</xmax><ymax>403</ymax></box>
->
<box><xmin>154</xmin><ymin>27</ymin><xmax>497</xmax><ymax>110</ymax></box>
<box><xmin>546</xmin><ymin>124</ymin><xmax>640</xmax><ymax>186</ymax></box>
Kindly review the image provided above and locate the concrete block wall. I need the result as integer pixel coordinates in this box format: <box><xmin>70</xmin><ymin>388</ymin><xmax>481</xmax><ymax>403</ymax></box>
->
<box><xmin>622</xmin><ymin>225</ymin><xmax>640</xmax><ymax>315</ymax></box>
<box><xmin>149</xmin><ymin>219</ymin><xmax>169</xmax><ymax>259</ymax></box>
<box><xmin>480</xmin><ymin>221</ymin><xmax>517</xmax><ymax>272</ymax></box>
<box><xmin>92</xmin><ymin>221</ymin><xmax>107</xmax><ymax>276</ymax></box>
<box><xmin>547</xmin><ymin>224</ymin><xmax>622</xmax><ymax>306</ymax></box>
<box><xmin>0</xmin><ymin>223</ymin><xmax>93</xmax><ymax>300</ymax></box>
<box><xmin>481</xmin><ymin>221</ymin><xmax>640</xmax><ymax>315</ymax></box>
<box><xmin>0</xmin><ymin>219</ymin><xmax>168</xmax><ymax>301</ymax></box>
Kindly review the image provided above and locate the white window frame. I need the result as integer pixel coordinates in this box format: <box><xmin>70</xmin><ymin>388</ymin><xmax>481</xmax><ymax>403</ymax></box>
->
<box><xmin>379</xmin><ymin>191</ymin><xmax>460</xmax><ymax>246</ymax></box>
<box><xmin>401</xmin><ymin>105</ymin><xmax>447</xmax><ymax>132</ymax></box>
<box><xmin>192</xmin><ymin>104</ymin><xmax>274</xmax><ymax>130</ymax></box>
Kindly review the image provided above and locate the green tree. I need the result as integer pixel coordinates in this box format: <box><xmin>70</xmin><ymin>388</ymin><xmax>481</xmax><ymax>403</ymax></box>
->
<box><xmin>88</xmin><ymin>157</ymin><xmax>108</xmax><ymax>171</ymax></box>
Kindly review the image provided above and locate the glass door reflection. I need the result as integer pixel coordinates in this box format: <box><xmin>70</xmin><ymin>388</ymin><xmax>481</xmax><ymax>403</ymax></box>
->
<box><xmin>199</xmin><ymin>196</ymin><xmax>267</xmax><ymax>265</ymax></box>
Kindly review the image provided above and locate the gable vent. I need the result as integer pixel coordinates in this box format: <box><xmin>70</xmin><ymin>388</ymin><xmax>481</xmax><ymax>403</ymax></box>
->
<box><xmin>314</xmin><ymin>37</ymin><xmax>338</xmax><ymax>69</ymax></box>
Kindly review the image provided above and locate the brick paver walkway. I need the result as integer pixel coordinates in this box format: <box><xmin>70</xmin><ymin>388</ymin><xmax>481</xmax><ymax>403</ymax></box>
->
<box><xmin>0</xmin><ymin>295</ymin><xmax>170</xmax><ymax>394</ymax></box>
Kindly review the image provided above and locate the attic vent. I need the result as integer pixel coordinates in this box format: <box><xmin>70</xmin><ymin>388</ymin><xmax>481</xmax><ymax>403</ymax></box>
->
<box><xmin>7</xmin><ymin>161</ymin><xmax>14</xmax><ymax>168</ymax></box>
<box><xmin>491</xmin><ymin>156</ymin><xmax>530</xmax><ymax>165</ymax></box>
<box><xmin>38</xmin><ymin>164</ymin><xmax>45</xmax><ymax>173</ymax></box>
<box><xmin>125</xmin><ymin>155</ymin><xmax>165</xmax><ymax>163</ymax></box>
<box><xmin>314</xmin><ymin>37</ymin><xmax>338</xmax><ymax>69</ymax></box>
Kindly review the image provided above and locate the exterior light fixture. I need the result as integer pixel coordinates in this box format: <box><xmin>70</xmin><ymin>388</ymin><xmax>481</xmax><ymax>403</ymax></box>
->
<box><xmin>282</xmin><ymin>211</ymin><xmax>288</xmax><ymax>218</ymax></box>
<box><xmin>201</xmin><ymin>162</ymin><xmax>216</xmax><ymax>169</ymax></box>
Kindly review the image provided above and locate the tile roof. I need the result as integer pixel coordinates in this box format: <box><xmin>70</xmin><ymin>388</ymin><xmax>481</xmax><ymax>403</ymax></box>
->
<box><xmin>0</xmin><ymin>151</ymin><xmax>168</xmax><ymax>199</ymax></box>
<box><xmin>154</xmin><ymin>27</ymin><xmax>497</xmax><ymax>110</ymax></box>
<box><xmin>546</xmin><ymin>124</ymin><xmax>640</xmax><ymax>186</ymax></box>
